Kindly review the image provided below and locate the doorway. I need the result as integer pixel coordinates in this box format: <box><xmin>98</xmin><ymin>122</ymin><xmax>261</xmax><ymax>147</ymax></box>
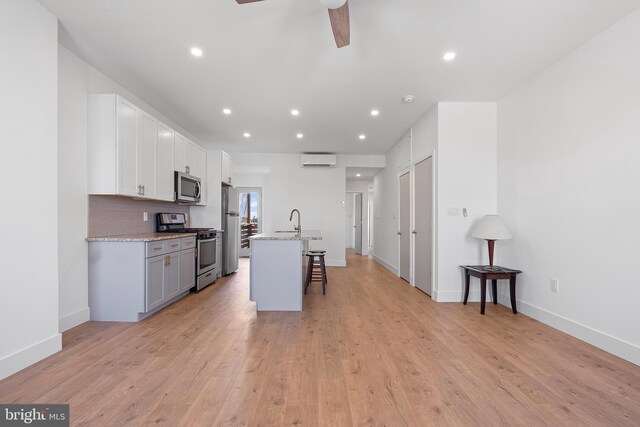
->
<box><xmin>238</xmin><ymin>187</ymin><xmax>262</xmax><ymax>257</ymax></box>
<box><xmin>353</xmin><ymin>193</ymin><xmax>363</xmax><ymax>255</ymax></box>
<box><xmin>414</xmin><ymin>157</ymin><xmax>433</xmax><ymax>295</ymax></box>
<box><xmin>399</xmin><ymin>172</ymin><xmax>411</xmax><ymax>282</ymax></box>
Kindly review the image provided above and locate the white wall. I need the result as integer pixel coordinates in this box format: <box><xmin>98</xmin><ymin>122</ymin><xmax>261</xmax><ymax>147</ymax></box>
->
<box><xmin>371</xmin><ymin>103</ymin><xmax>498</xmax><ymax>302</ymax></box>
<box><xmin>58</xmin><ymin>46</ymin><xmax>90</xmax><ymax>332</ymax></box>
<box><xmin>344</xmin><ymin>194</ymin><xmax>354</xmax><ymax>248</ymax></box>
<box><xmin>57</xmin><ymin>45</ymin><xmax>208</xmax><ymax>332</ymax></box>
<box><xmin>371</xmin><ymin>132</ymin><xmax>412</xmax><ymax>272</ymax></box>
<box><xmin>232</xmin><ymin>154</ymin><xmax>384</xmax><ymax>266</ymax></box>
<box><xmin>232</xmin><ymin>153</ymin><xmax>346</xmax><ymax>266</ymax></box>
<box><xmin>0</xmin><ymin>0</ymin><xmax>61</xmax><ymax>380</ymax></box>
<box><xmin>436</xmin><ymin>103</ymin><xmax>497</xmax><ymax>302</ymax></box>
<box><xmin>498</xmin><ymin>9</ymin><xmax>640</xmax><ymax>365</ymax></box>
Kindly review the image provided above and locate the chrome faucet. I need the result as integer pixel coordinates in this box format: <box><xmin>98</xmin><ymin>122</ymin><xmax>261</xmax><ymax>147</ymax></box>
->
<box><xmin>289</xmin><ymin>209</ymin><xmax>301</xmax><ymax>233</ymax></box>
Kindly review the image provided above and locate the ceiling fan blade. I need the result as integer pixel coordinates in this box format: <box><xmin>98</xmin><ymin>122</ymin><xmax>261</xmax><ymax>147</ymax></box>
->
<box><xmin>328</xmin><ymin>1</ymin><xmax>350</xmax><ymax>48</ymax></box>
<box><xmin>236</xmin><ymin>0</ymin><xmax>263</xmax><ymax>4</ymax></box>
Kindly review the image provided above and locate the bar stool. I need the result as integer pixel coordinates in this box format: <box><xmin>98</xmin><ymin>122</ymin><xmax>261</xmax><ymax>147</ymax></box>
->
<box><xmin>305</xmin><ymin>250</ymin><xmax>328</xmax><ymax>295</ymax></box>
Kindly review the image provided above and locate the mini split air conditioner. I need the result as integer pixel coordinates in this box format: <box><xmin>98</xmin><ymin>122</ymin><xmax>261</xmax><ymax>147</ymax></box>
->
<box><xmin>300</xmin><ymin>154</ymin><xmax>337</xmax><ymax>168</ymax></box>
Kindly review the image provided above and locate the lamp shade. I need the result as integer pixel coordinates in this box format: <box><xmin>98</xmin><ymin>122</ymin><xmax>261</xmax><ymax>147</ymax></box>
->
<box><xmin>320</xmin><ymin>0</ymin><xmax>348</xmax><ymax>9</ymax></box>
<box><xmin>472</xmin><ymin>215</ymin><xmax>512</xmax><ymax>240</ymax></box>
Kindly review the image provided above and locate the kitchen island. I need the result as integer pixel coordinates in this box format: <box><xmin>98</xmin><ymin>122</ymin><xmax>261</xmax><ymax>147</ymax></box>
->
<box><xmin>249</xmin><ymin>230</ymin><xmax>322</xmax><ymax>311</ymax></box>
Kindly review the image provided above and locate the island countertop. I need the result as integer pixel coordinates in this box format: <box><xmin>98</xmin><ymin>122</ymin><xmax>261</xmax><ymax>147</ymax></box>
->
<box><xmin>249</xmin><ymin>230</ymin><xmax>322</xmax><ymax>241</ymax></box>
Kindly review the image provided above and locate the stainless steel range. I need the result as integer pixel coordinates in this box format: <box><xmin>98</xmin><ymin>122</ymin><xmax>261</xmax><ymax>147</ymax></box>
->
<box><xmin>157</xmin><ymin>213</ymin><xmax>219</xmax><ymax>292</ymax></box>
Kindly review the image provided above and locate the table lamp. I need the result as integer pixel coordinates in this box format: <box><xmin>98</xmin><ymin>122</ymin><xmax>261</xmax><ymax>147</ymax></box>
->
<box><xmin>472</xmin><ymin>215</ymin><xmax>512</xmax><ymax>271</ymax></box>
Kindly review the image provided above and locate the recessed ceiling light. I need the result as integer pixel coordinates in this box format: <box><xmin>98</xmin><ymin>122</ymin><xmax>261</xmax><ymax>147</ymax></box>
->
<box><xmin>356</xmin><ymin>173</ymin><xmax>361</xmax><ymax>177</ymax></box>
<box><xmin>370</xmin><ymin>109</ymin><xmax>380</xmax><ymax>117</ymax></box>
<box><xmin>296</xmin><ymin>133</ymin><xmax>304</xmax><ymax>139</ymax></box>
<box><xmin>443</xmin><ymin>51</ymin><xmax>456</xmax><ymax>61</ymax></box>
<box><xmin>359</xmin><ymin>134</ymin><xmax>366</xmax><ymax>140</ymax></box>
<box><xmin>223</xmin><ymin>108</ymin><xmax>232</xmax><ymax>115</ymax></box>
<box><xmin>243</xmin><ymin>132</ymin><xmax>251</xmax><ymax>138</ymax></box>
<box><xmin>291</xmin><ymin>109</ymin><xmax>300</xmax><ymax>116</ymax></box>
<box><xmin>190</xmin><ymin>47</ymin><xmax>203</xmax><ymax>57</ymax></box>
<box><xmin>402</xmin><ymin>95</ymin><xmax>415</xmax><ymax>103</ymax></box>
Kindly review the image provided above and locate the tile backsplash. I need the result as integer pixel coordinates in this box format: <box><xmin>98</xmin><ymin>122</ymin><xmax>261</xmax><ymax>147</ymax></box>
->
<box><xmin>88</xmin><ymin>196</ymin><xmax>190</xmax><ymax>237</ymax></box>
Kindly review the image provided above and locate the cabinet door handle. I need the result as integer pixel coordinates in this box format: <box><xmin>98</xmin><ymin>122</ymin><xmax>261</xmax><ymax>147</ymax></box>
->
<box><xmin>412</xmin><ymin>230</ymin><xmax>417</xmax><ymax>234</ymax></box>
<box><xmin>142</xmin><ymin>184</ymin><xmax>145</xmax><ymax>196</ymax></box>
<box><xmin>397</xmin><ymin>232</ymin><xmax>401</xmax><ymax>235</ymax></box>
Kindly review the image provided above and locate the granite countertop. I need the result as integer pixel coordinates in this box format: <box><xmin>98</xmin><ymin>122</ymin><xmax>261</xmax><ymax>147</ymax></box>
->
<box><xmin>249</xmin><ymin>230</ymin><xmax>322</xmax><ymax>241</ymax></box>
<box><xmin>87</xmin><ymin>232</ymin><xmax>197</xmax><ymax>242</ymax></box>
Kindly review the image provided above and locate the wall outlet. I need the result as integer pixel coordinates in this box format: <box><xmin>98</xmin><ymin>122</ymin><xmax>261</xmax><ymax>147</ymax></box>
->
<box><xmin>448</xmin><ymin>207</ymin><xmax>460</xmax><ymax>216</ymax></box>
<box><xmin>550</xmin><ymin>278</ymin><xmax>559</xmax><ymax>292</ymax></box>
<box><xmin>143</xmin><ymin>212</ymin><xmax>148</xmax><ymax>222</ymax></box>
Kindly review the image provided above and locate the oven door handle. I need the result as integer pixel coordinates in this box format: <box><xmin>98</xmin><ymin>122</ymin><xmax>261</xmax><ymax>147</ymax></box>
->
<box><xmin>197</xmin><ymin>237</ymin><xmax>216</xmax><ymax>244</ymax></box>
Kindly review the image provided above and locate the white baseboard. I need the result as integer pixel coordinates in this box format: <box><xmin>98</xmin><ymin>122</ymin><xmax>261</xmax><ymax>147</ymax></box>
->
<box><xmin>371</xmin><ymin>255</ymin><xmax>397</xmax><ymax>275</ymax></box>
<box><xmin>59</xmin><ymin>307</ymin><xmax>90</xmax><ymax>332</ymax></box>
<box><xmin>327</xmin><ymin>259</ymin><xmax>346</xmax><ymax>267</ymax></box>
<box><xmin>0</xmin><ymin>334</ymin><xmax>62</xmax><ymax>380</ymax></box>
<box><xmin>434</xmin><ymin>289</ymin><xmax>490</xmax><ymax>303</ymax></box>
<box><xmin>345</xmin><ymin>245</ymin><xmax>353</xmax><ymax>249</ymax></box>
<box><xmin>497</xmin><ymin>292</ymin><xmax>639</xmax><ymax>366</ymax></box>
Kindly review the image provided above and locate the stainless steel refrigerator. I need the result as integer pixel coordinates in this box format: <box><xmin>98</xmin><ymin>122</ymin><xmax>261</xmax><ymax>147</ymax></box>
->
<box><xmin>222</xmin><ymin>184</ymin><xmax>239</xmax><ymax>275</ymax></box>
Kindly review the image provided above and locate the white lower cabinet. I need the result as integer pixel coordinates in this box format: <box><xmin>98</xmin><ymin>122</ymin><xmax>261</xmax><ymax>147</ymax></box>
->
<box><xmin>180</xmin><ymin>248</ymin><xmax>196</xmax><ymax>292</ymax></box>
<box><xmin>146</xmin><ymin>254</ymin><xmax>166</xmax><ymax>311</ymax></box>
<box><xmin>146</xmin><ymin>251</ymin><xmax>182</xmax><ymax>312</ymax></box>
<box><xmin>89</xmin><ymin>237</ymin><xmax>196</xmax><ymax>322</ymax></box>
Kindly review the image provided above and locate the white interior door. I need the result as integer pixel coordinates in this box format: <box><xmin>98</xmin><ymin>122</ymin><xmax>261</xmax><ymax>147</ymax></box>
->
<box><xmin>414</xmin><ymin>157</ymin><xmax>433</xmax><ymax>295</ymax></box>
<box><xmin>399</xmin><ymin>172</ymin><xmax>411</xmax><ymax>282</ymax></box>
<box><xmin>354</xmin><ymin>193</ymin><xmax>363</xmax><ymax>255</ymax></box>
<box><xmin>345</xmin><ymin>194</ymin><xmax>354</xmax><ymax>248</ymax></box>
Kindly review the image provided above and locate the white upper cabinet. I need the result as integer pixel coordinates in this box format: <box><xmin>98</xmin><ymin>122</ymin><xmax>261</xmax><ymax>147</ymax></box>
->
<box><xmin>174</xmin><ymin>132</ymin><xmax>187</xmax><ymax>174</ymax></box>
<box><xmin>138</xmin><ymin>111</ymin><xmax>158</xmax><ymax>199</ymax></box>
<box><xmin>193</xmin><ymin>145</ymin><xmax>207</xmax><ymax>206</ymax></box>
<box><xmin>221</xmin><ymin>151</ymin><xmax>233</xmax><ymax>185</ymax></box>
<box><xmin>175</xmin><ymin>132</ymin><xmax>207</xmax><ymax>205</ymax></box>
<box><xmin>175</xmin><ymin>133</ymin><xmax>201</xmax><ymax>177</ymax></box>
<box><xmin>89</xmin><ymin>94</ymin><xmax>159</xmax><ymax>199</ymax></box>
<box><xmin>157</xmin><ymin>122</ymin><xmax>175</xmax><ymax>202</ymax></box>
<box><xmin>185</xmin><ymin>142</ymin><xmax>198</xmax><ymax>176</ymax></box>
<box><xmin>116</xmin><ymin>98</ymin><xmax>139</xmax><ymax>196</ymax></box>
<box><xmin>89</xmin><ymin>94</ymin><xmax>205</xmax><ymax>204</ymax></box>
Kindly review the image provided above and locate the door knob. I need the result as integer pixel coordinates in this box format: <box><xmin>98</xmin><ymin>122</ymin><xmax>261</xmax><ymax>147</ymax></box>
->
<box><xmin>397</xmin><ymin>232</ymin><xmax>401</xmax><ymax>235</ymax></box>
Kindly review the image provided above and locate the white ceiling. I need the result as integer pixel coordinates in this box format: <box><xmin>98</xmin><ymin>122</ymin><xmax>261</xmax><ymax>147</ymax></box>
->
<box><xmin>39</xmin><ymin>0</ymin><xmax>640</xmax><ymax>154</ymax></box>
<box><xmin>346</xmin><ymin>167</ymin><xmax>382</xmax><ymax>181</ymax></box>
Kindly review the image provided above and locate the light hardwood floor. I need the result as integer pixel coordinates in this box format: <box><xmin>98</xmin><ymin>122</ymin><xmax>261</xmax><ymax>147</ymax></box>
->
<box><xmin>1</xmin><ymin>251</ymin><xmax>639</xmax><ymax>426</ymax></box>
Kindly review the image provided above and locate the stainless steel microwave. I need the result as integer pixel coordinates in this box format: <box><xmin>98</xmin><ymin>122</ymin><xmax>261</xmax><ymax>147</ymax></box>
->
<box><xmin>175</xmin><ymin>171</ymin><xmax>201</xmax><ymax>204</ymax></box>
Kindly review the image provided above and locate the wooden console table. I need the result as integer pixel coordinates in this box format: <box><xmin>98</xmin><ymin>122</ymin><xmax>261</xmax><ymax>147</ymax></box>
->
<box><xmin>460</xmin><ymin>265</ymin><xmax>522</xmax><ymax>315</ymax></box>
